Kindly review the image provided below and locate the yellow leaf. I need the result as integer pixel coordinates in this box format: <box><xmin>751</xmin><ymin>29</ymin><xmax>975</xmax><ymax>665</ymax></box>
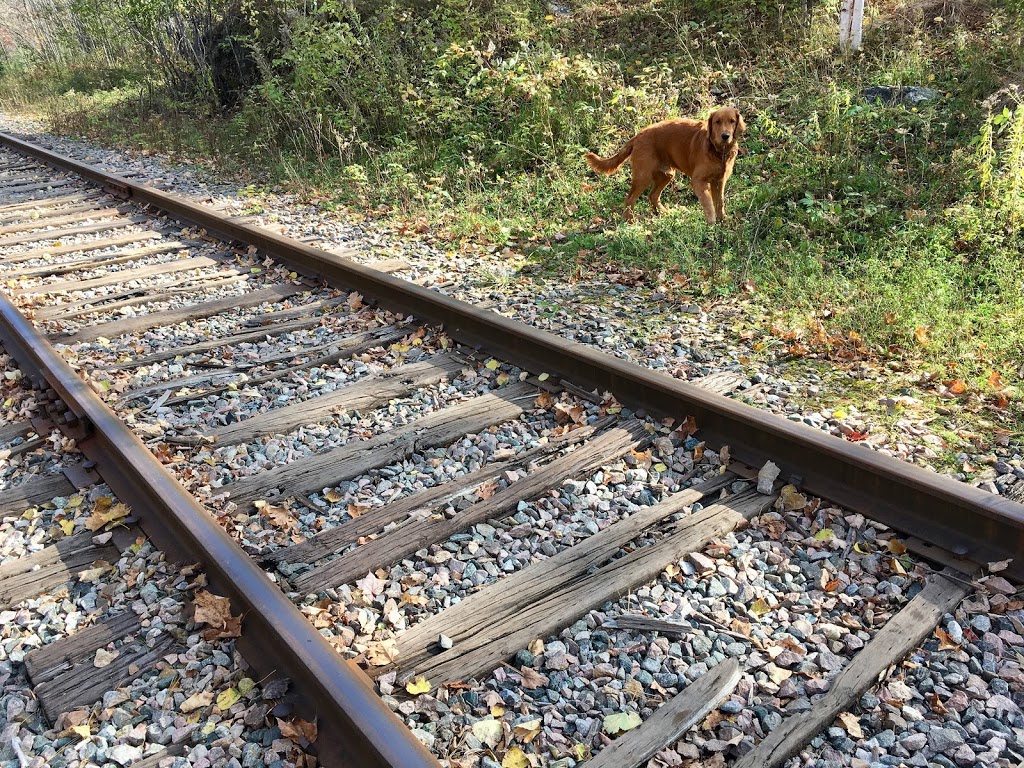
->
<box><xmin>853</xmin><ymin>541</ymin><xmax>873</xmax><ymax>555</ymax></box>
<box><xmin>574</xmin><ymin>744</ymin><xmax>592</xmax><ymax>760</ymax></box>
<box><xmin>70</xmin><ymin>724</ymin><xmax>90</xmax><ymax>740</ymax></box>
<box><xmin>472</xmin><ymin>718</ymin><xmax>504</xmax><ymax>748</ymax></box>
<box><xmin>324</xmin><ymin>489</ymin><xmax>343</xmax><ymax>503</ymax></box>
<box><xmin>59</xmin><ymin>518</ymin><xmax>75</xmax><ymax>535</ymax></box>
<box><xmin>490</xmin><ymin>704</ymin><xmax>505</xmax><ymax>717</ymax></box>
<box><xmin>406</xmin><ymin>676</ymin><xmax>431</xmax><ymax>695</ymax></box>
<box><xmin>544</xmin><ymin>13</ymin><xmax>555</xmax><ymax>19</ymax></box>
<box><xmin>485</xmin><ymin>359</ymin><xmax>500</xmax><ymax>370</ymax></box>
<box><xmin>833</xmin><ymin>408</ymin><xmax>847</xmax><ymax>419</ymax></box>
<box><xmin>238</xmin><ymin>677</ymin><xmax>256</xmax><ymax>696</ymax></box>
<box><xmin>537</xmin><ymin>373</ymin><xmax>549</xmax><ymax>381</ymax></box>
<box><xmin>653</xmin><ymin>463</ymin><xmax>667</xmax><ymax>472</ymax></box>
<box><xmin>503</xmin><ymin>746</ymin><xmax>530</xmax><ymax>768</ymax></box>
<box><xmin>814</xmin><ymin>528</ymin><xmax>834</xmax><ymax>542</ymax></box>
<box><xmin>603</xmin><ymin>711</ymin><xmax>642</xmax><ymax>735</ymax></box>
<box><xmin>749</xmin><ymin>598</ymin><xmax>771</xmax><ymax>617</ymax></box>
<box><xmin>66</xmin><ymin>494</ymin><xmax>83</xmax><ymax>508</ymax></box>
<box><xmin>216</xmin><ymin>687</ymin><xmax>241</xmax><ymax>710</ymax></box>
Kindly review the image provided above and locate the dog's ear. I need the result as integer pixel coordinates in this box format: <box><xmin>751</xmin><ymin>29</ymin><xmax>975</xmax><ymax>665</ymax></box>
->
<box><xmin>736</xmin><ymin>111</ymin><xmax>747</xmax><ymax>136</ymax></box>
<box><xmin>707</xmin><ymin>109</ymin><xmax>718</xmax><ymax>132</ymax></box>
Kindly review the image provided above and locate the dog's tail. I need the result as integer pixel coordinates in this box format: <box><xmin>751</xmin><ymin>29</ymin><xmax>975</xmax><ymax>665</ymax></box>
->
<box><xmin>584</xmin><ymin>139</ymin><xmax>634</xmax><ymax>175</ymax></box>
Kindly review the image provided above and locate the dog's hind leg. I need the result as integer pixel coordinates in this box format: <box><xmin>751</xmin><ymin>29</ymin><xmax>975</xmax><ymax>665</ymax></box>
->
<box><xmin>690</xmin><ymin>179</ymin><xmax>716</xmax><ymax>224</ymax></box>
<box><xmin>624</xmin><ymin>175</ymin><xmax>650</xmax><ymax>222</ymax></box>
<box><xmin>648</xmin><ymin>170</ymin><xmax>674</xmax><ymax>215</ymax></box>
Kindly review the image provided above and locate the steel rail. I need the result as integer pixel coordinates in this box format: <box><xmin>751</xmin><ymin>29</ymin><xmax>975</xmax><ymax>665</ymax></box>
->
<box><xmin>2</xmin><ymin>130</ymin><xmax>1023</xmax><ymax>584</ymax></box>
<box><xmin>0</xmin><ymin>293</ymin><xmax>440</xmax><ymax>767</ymax></box>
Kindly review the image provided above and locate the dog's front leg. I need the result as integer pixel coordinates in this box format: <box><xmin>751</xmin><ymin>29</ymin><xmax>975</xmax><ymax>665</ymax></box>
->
<box><xmin>711</xmin><ymin>179</ymin><xmax>727</xmax><ymax>221</ymax></box>
<box><xmin>690</xmin><ymin>179</ymin><xmax>716</xmax><ymax>224</ymax></box>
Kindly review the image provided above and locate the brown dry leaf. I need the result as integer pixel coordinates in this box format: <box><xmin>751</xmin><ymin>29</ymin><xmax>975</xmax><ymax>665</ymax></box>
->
<box><xmin>528</xmin><ymin>638</ymin><xmax>544</xmax><ymax>655</ymax></box>
<box><xmin>512</xmin><ymin>718</ymin><xmax>542</xmax><ymax>743</ymax></box>
<box><xmin>347</xmin><ymin>503</ymin><xmax>369</xmax><ymax>518</ymax></box>
<box><xmin>265</xmin><ymin>504</ymin><xmax>296</xmax><ymax>530</ymax></box>
<box><xmin>702</xmin><ymin>710</ymin><xmax>726</xmax><ymax>730</ymax></box>
<box><xmin>988</xmin><ymin>369</ymin><xmax>1006</xmax><ymax>390</ymax></box>
<box><xmin>935</xmin><ymin>626</ymin><xmax>960</xmax><ymax>650</ymax></box>
<box><xmin>347</xmin><ymin>292</ymin><xmax>364</xmax><ymax>310</ymax></box>
<box><xmin>85</xmin><ymin>502</ymin><xmax>130</xmax><ymax>531</ymax></box>
<box><xmin>519</xmin><ymin>667</ymin><xmax>548</xmax><ymax>689</ymax></box>
<box><xmin>554</xmin><ymin>402</ymin><xmax>586</xmax><ymax>425</ymax></box>
<box><xmin>927</xmin><ymin>692</ymin><xmax>949</xmax><ymax>714</ymax></box>
<box><xmin>400</xmin><ymin>592</ymin><xmax>428</xmax><ymax>607</ymax></box>
<box><xmin>914</xmin><ymin>326</ymin><xmax>930</xmax><ymax>346</ymax></box>
<box><xmin>278</xmin><ymin>716</ymin><xmax>318</xmax><ymax>744</ymax></box>
<box><xmin>837</xmin><ymin>712</ymin><xmax>863</xmax><ymax>738</ymax></box>
<box><xmin>887</xmin><ymin>539</ymin><xmax>908</xmax><ymax>555</ymax></box>
<box><xmin>680</xmin><ymin>415</ymin><xmax>698</xmax><ymax>436</ymax></box>
<box><xmin>624</xmin><ymin>678</ymin><xmax>644</xmax><ymax>699</ymax></box>
<box><xmin>824</xmin><ymin>578</ymin><xmax>842</xmax><ymax>592</ymax></box>
<box><xmin>534</xmin><ymin>391</ymin><xmax>556</xmax><ymax>409</ymax></box>
<box><xmin>948</xmin><ymin>379</ymin><xmax>967</xmax><ymax>395</ymax></box>
<box><xmin>476</xmin><ymin>480</ymin><xmax>499</xmax><ymax>500</ymax></box>
<box><xmin>193</xmin><ymin>590</ymin><xmax>242</xmax><ymax>639</ymax></box>
<box><xmin>364</xmin><ymin>639</ymin><xmax>399</xmax><ymax>666</ymax></box>
<box><xmin>777</xmin><ymin>485</ymin><xmax>807</xmax><ymax>511</ymax></box>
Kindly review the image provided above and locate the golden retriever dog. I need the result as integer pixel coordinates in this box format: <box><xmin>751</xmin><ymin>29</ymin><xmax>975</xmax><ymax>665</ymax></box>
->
<box><xmin>585</xmin><ymin>107</ymin><xmax>745</xmax><ymax>224</ymax></box>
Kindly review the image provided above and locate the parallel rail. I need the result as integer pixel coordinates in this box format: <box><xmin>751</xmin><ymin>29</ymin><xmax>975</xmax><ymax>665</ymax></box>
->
<box><xmin>1</xmin><ymin>130</ymin><xmax>1020</xmax><ymax>579</ymax></box>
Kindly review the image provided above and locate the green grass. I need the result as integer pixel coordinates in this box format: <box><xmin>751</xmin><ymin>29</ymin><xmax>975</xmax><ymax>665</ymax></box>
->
<box><xmin>0</xmin><ymin>0</ymin><xmax>1021</xmax><ymax>433</ymax></box>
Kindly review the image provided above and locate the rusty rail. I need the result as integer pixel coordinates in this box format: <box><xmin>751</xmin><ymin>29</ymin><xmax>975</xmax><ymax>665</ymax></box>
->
<box><xmin>0</xmin><ymin>292</ymin><xmax>439</xmax><ymax>767</ymax></box>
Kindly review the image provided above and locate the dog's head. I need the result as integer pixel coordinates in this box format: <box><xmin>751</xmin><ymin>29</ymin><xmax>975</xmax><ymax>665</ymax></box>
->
<box><xmin>708</xmin><ymin>107</ymin><xmax>745</xmax><ymax>151</ymax></box>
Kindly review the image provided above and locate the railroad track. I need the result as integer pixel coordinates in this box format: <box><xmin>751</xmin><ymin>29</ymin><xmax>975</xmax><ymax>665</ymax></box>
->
<box><xmin>0</xmin><ymin>132</ymin><xmax>1021</xmax><ymax>768</ymax></box>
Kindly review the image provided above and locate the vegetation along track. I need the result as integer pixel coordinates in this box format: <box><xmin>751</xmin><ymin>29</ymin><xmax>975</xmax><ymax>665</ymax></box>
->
<box><xmin>0</xmin><ymin>131</ymin><xmax>1022</xmax><ymax>768</ymax></box>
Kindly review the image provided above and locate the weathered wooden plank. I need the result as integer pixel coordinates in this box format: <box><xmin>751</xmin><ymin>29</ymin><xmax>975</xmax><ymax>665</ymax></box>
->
<box><xmin>27</xmin><ymin>613</ymin><xmax>179</xmax><ymax>723</ymax></box>
<box><xmin>9</xmin><ymin>241</ymin><xmax>191</xmax><ymax>280</ymax></box>
<box><xmin>385</xmin><ymin>484</ymin><xmax>769</xmax><ymax>685</ymax></box>
<box><xmin>101</xmin><ymin>306</ymin><xmax>358</xmax><ymax>370</ymax></box>
<box><xmin>227</xmin><ymin>383</ymin><xmax>535</xmax><ymax>510</ymax></box>
<box><xmin>157</xmin><ymin>325</ymin><xmax>410</xmax><ymax>408</ymax></box>
<box><xmin>733</xmin><ymin>568</ymin><xmax>970</xmax><ymax>768</ymax></box>
<box><xmin>0</xmin><ymin>200</ymin><xmax>109</xmax><ymax>225</ymax></box>
<box><xmin>0</xmin><ymin>179</ymin><xmax>74</xmax><ymax>196</ymax></box>
<box><xmin>0</xmin><ymin>214</ymin><xmax>150</xmax><ymax>248</ymax></box>
<box><xmin>587</xmin><ymin>658</ymin><xmax>741</xmax><ymax>768</ymax></box>
<box><xmin>64</xmin><ymin>282</ymin><xmax>305</xmax><ymax>344</ymax></box>
<box><xmin>0</xmin><ymin>419</ymin><xmax>33</xmax><ymax>445</ymax></box>
<box><xmin>0</xmin><ymin>206</ymin><xmax>123</xmax><ymax>236</ymax></box>
<box><xmin>37</xmin><ymin>271</ymin><xmax>243</xmax><ymax>322</ymax></box>
<box><xmin>0</xmin><ymin>471</ymin><xmax>76</xmax><ymax>516</ymax></box>
<box><xmin>2</xmin><ymin>230</ymin><xmax>163</xmax><ymax>267</ymax></box>
<box><xmin>14</xmin><ymin>255</ymin><xmax>218</xmax><ymax>296</ymax></box>
<box><xmin>243</xmin><ymin>296</ymin><xmax>347</xmax><ymax>327</ymax></box>
<box><xmin>295</xmin><ymin>420</ymin><xmax>649</xmax><ymax>593</ymax></box>
<box><xmin>0</xmin><ymin>531</ymin><xmax>121</xmax><ymax>609</ymax></box>
<box><xmin>209</xmin><ymin>354</ymin><xmax>464</xmax><ymax>446</ymax></box>
<box><xmin>24</xmin><ymin>612</ymin><xmax>139</xmax><ymax>683</ymax></box>
<box><xmin>264</xmin><ymin>418</ymin><xmax>614</xmax><ymax>566</ymax></box>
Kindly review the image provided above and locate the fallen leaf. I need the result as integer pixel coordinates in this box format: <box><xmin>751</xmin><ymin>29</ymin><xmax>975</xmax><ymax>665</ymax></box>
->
<box><xmin>279</xmin><ymin>716</ymin><xmax>318</xmax><ymax>744</ymax></box>
<box><xmin>502</xmin><ymin>746</ymin><xmax>530</xmax><ymax>768</ymax></box>
<box><xmin>85</xmin><ymin>502</ymin><xmax>130</xmax><ymax>531</ymax></box>
<box><xmin>512</xmin><ymin>718</ymin><xmax>542</xmax><ymax>743</ymax></box>
<box><xmin>238</xmin><ymin>677</ymin><xmax>256</xmax><ymax>695</ymax></box>
<box><xmin>534</xmin><ymin>391</ymin><xmax>555</xmax><ymax>409</ymax></box>
<box><xmin>603</xmin><ymin>711</ymin><xmax>642</xmax><ymax>735</ymax></box>
<box><xmin>988</xmin><ymin>370</ymin><xmax>1006</xmax><ymax>390</ymax></box>
<box><xmin>749</xmin><ymin>598</ymin><xmax>771</xmax><ymax>617</ymax></box>
<box><xmin>936</xmin><ymin>626</ymin><xmax>960</xmax><ymax>650</ymax></box>
<box><xmin>948</xmin><ymin>379</ymin><xmax>967</xmax><ymax>395</ymax></box>
<box><xmin>485</xmin><ymin>359</ymin><xmax>500</xmax><ymax>371</ymax></box>
<box><xmin>927</xmin><ymin>692</ymin><xmax>949</xmax><ymax>714</ymax></box>
<box><xmin>217</xmin><ymin>687</ymin><xmax>241</xmax><ymax>710</ymax></box>
<box><xmin>59</xmin><ymin>518</ymin><xmax>75</xmax><ymax>536</ymax></box>
<box><xmin>69</xmin><ymin>724</ymin><xmax>90</xmax><ymax>740</ymax></box>
<box><xmin>193</xmin><ymin>590</ymin><xmax>242</xmax><ymax>639</ymax></box>
<box><xmin>519</xmin><ymin>667</ymin><xmax>548</xmax><ymax>689</ymax></box>
<box><xmin>364</xmin><ymin>639</ymin><xmax>399</xmax><ymax>666</ymax></box>
<box><xmin>473</xmin><ymin>718</ymin><xmax>504</xmax><ymax>748</ymax></box>
<box><xmin>837</xmin><ymin>711</ymin><xmax>863</xmax><ymax>738</ymax></box>
<box><xmin>180</xmin><ymin>691</ymin><xmax>214</xmax><ymax>713</ymax></box>
<box><xmin>323</xmin><ymin>489</ymin><xmax>343</xmax><ymax>504</ymax></box>
<box><xmin>406</xmin><ymin>676</ymin><xmax>431</xmax><ymax>695</ymax></box>
<box><xmin>814</xmin><ymin>528</ymin><xmax>834</xmax><ymax>542</ymax></box>
<box><xmin>914</xmin><ymin>326</ymin><xmax>930</xmax><ymax>346</ymax></box>
<box><xmin>988</xmin><ymin>559</ymin><xmax>1012</xmax><ymax>573</ymax></box>
<box><xmin>887</xmin><ymin>539</ymin><xmax>908</xmax><ymax>555</ymax></box>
